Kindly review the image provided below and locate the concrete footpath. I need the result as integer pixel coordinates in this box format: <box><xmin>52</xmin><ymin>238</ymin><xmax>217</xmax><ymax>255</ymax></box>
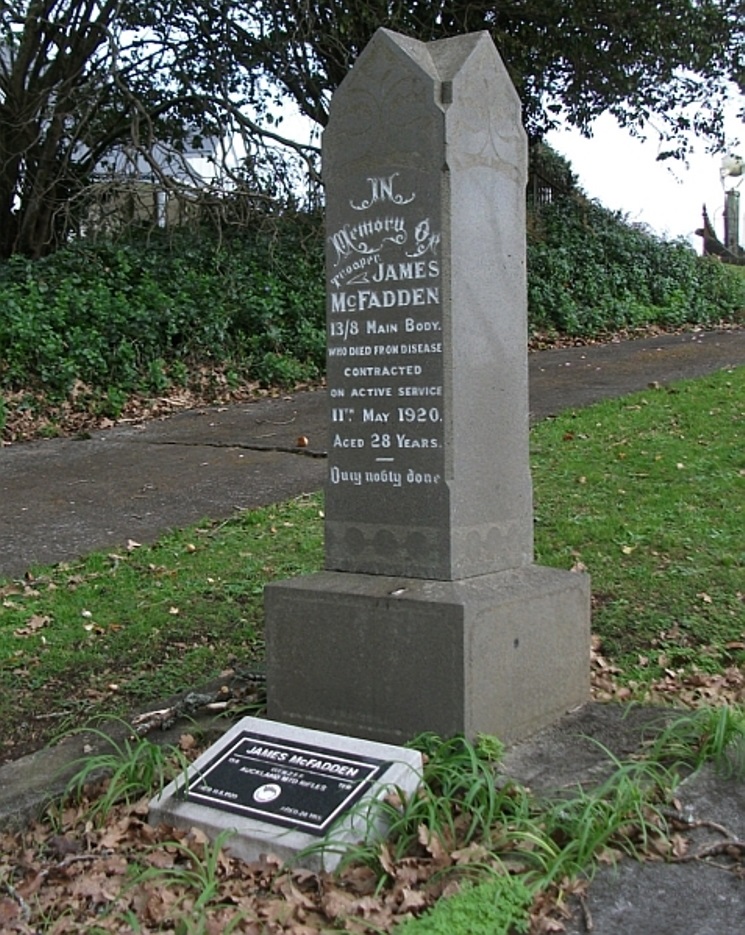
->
<box><xmin>1</xmin><ymin>328</ymin><xmax>744</xmax><ymax>933</ymax></box>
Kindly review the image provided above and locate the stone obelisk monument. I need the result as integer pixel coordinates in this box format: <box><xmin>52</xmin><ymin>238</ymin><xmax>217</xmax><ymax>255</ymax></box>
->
<box><xmin>265</xmin><ymin>29</ymin><xmax>590</xmax><ymax>744</ymax></box>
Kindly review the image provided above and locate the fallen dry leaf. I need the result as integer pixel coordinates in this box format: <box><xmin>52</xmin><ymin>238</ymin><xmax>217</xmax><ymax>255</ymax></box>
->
<box><xmin>14</xmin><ymin>613</ymin><xmax>51</xmax><ymax>637</ymax></box>
<box><xmin>417</xmin><ymin>824</ymin><xmax>450</xmax><ymax>863</ymax></box>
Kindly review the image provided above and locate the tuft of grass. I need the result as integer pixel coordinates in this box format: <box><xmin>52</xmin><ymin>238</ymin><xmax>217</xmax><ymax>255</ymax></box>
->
<box><xmin>321</xmin><ymin>732</ymin><xmax>518</xmax><ymax>879</ymax></box>
<box><xmin>61</xmin><ymin>717</ymin><xmax>191</xmax><ymax>823</ymax></box>
<box><xmin>520</xmin><ymin>754</ymin><xmax>676</xmax><ymax>884</ymax></box>
<box><xmin>124</xmin><ymin>830</ymin><xmax>237</xmax><ymax>917</ymax></box>
<box><xmin>646</xmin><ymin>703</ymin><xmax>745</xmax><ymax>777</ymax></box>
<box><xmin>389</xmin><ymin>733</ymin><xmax>516</xmax><ymax>858</ymax></box>
<box><xmin>322</xmin><ymin>728</ymin><xmax>691</xmax><ymax>931</ymax></box>
<box><xmin>333</xmin><ymin>732</ymin><xmax>675</xmax><ymax>883</ymax></box>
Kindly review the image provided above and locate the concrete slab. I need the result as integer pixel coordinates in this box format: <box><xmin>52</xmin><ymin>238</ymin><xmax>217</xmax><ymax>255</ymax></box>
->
<box><xmin>0</xmin><ymin>702</ymin><xmax>230</xmax><ymax>831</ymax></box>
<box><xmin>562</xmin><ymin>858</ymin><xmax>743</xmax><ymax>935</ymax></box>
<box><xmin>499</xmin><ymin>704</ymin><xmax>745</xmax><ymax>935</ymax></box>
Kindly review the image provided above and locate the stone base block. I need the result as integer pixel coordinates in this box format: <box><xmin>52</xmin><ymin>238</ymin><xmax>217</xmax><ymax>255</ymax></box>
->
<box><xmin>265</xmin><ymin>565</ymin><xmax>590</xmax><ymax>745</ymax></box>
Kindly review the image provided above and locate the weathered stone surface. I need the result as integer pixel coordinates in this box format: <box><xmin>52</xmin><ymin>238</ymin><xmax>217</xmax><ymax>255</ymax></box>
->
<box><xmin>266</xmin><ymin>567</ymin><xmax>590</xmax><ymax>745</ymax></box>
<box><xmin>323</xmin><ymin>29</ymin><xmax>532</xmax><ymax>580</ymax></box>
<box><xmin>266</xmin><ymin>28</ymin><xmax>590</xmax><ymax>745</ymax></box>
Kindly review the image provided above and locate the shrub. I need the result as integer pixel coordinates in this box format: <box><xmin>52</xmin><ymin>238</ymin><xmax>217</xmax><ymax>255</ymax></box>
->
<box><xmin>1</xmin><ymin>167</ymin><xmax>743</xmax><ymax>414</ymax></box>
<box><xmin>527</xmin><ymin>194</ymin><xmax>745</xmax><ymax>336</ymax></box>
<box><xmin>0</xmin><ymin>218</ymin><xmax>325</xmax><ymax>398</ymax></box>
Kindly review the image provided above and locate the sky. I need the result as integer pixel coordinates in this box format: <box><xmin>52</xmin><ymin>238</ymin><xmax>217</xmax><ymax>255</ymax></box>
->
<box><xmin>545</xmin><ymin>107</ymin><xmax>743</xmax><ymax>250</ymax></box>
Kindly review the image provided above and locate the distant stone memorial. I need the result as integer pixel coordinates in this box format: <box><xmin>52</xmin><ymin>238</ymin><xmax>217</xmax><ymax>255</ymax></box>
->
<box><xmin>265</xmin><ymin>28</ymin><xmax>590</xmax><ymax>744</ymax></box>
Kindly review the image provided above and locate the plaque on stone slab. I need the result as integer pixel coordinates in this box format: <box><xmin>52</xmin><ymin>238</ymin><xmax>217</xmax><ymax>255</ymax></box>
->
<box><xmin>148</xmin><ymin>716</ymin><xmax>423</xmax><ymax>871</ymax></box>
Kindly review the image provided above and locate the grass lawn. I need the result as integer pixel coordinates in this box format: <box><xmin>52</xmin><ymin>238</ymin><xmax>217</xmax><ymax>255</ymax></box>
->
<box><xmin>532</xmin><ymin>366</ymin><xmax>744</xmax><ymax>700</ymax></box>
<box><xmin>1</xmin><ymin>368</ymin><xmax>743</xmax><ymax>759</ymax></box>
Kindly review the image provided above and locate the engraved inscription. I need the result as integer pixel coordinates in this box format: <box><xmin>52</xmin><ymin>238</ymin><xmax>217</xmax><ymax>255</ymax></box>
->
<box><xmin>327</xmin><ymin>170</ymin><xmax>444</xmax><ymax>489</ymax></box>
<box><xmin>185</xmin><ymin>731</ymin><xmax>389</xmax><ymax>836</ymax></box>
<box><xmin>350</xmin><ymin>173</ymin><xmax>416</xmax><ymax>210</ymax></box>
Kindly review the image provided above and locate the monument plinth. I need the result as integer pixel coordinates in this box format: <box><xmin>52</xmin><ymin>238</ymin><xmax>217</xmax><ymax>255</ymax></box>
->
<box><xmin>265</xmin><ymin>29</ymin><xmax>590</xmax><ymax>744</ymax></box>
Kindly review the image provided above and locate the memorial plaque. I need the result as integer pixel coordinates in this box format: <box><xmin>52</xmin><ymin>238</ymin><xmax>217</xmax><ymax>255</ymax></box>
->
<box><xmin>183</xmin><ymin>730</ymin><xmax>390</xmax><ymax>836</ymax></box>
<box><xmin>149</xmin><ymin>716</ymin><xmax>423</xmax><ymax>872</ymax></box>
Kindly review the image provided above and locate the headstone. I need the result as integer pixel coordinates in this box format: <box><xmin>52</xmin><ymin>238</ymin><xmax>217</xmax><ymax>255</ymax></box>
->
<box><xmin>148</xmin><ymin>716</ymin><xmax>422</xmax><ymax>871</ymax></box>
<box><xmin>265</xmin><ymin>28</ymin><xmax>590</xmax><ymax>744</ymax></box>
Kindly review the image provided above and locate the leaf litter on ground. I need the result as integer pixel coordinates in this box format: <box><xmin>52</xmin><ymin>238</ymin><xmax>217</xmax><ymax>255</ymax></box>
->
<box><xmin>1</xmin><ymin>711</ymin><xmax>743</xmax><ymax>934</ymax></box>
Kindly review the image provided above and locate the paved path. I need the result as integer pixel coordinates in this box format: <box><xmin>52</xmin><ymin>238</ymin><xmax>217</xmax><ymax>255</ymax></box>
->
<box><xmin>2</xmin><ymin>329</ymin><xmax>744</xmax><ymax>579</ymax></box>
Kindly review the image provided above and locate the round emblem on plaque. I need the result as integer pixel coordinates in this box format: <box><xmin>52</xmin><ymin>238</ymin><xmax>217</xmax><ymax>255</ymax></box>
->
<box><xmin>253</xmin><ymin>783</ymin><xmax>282</xmax><ymax>803</ymax></box>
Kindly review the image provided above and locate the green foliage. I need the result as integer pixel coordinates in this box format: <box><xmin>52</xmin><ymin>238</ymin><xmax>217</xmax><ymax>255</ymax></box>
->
<box><xmin>251</xmin><ymin>1</ymin><xmax>741</xmax><ymax>150</ymax></box>
<box><xmin>4</xmin><ymin>2</ymin><xmax>741</xmax><ymax>258</ymax></box>
<box><xmin>394</xmin><ymin>722</ymin><xmax>726</xmax><ymax>934</ymax></box>
<box><xmin>127</xmin><ymin>831</ymin><xmax>236</xmax><ymax>917</ymax></box>
<box><xmin>392</xmin><ymin>733</ymin><xmax>514</xmax><ymax>855</ymax></box>
<box><xmin>648</xmin><ymin>705</ymin><xmax>745</xmax><ymax>777</ymax></box>
<box><xmin>476</xmin><ymin>733</ymin><xmax>506</xmax><ymax>762</ymax></box>
<box><xmin>2</xmin><ymin>182</ymin><xmax>743</xmax><ymax>426</ymax></box>
<box><xmin>527</xmin><ymin>195</ymin><xmax>745</xmax><ymax>336</ymax></box>
<box><xmin>318</xmin><ymin>732</ymin><xmax>519</xmax><ymax>878</ymax></box>
<box><xmin>394</xmin><ymin>876</ymin><xmax>532</xmax><ymax>934</ymax></box>
<box><xmin>62</xmin><ymin>718</ymin><xmax>190</xmax><ymax>823</ymax></box>
<box><xmin>519</xmin><ymin>755</ymin><xmax>675</xmax><ymax>883</ymax></box>
<box><xmin>336</xmin><ymin>731</ymin><xmax>672</xmax><ymax>893</ymax></box>
<box><xmin>0</xmin><ymin>221</ymin><xmax>324</xmax><ymax>396</ymax></box>
<box><xmin>0</xmin><ymin>494</ymin><xmax>323</xmax><ymax>752</ymax></box>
